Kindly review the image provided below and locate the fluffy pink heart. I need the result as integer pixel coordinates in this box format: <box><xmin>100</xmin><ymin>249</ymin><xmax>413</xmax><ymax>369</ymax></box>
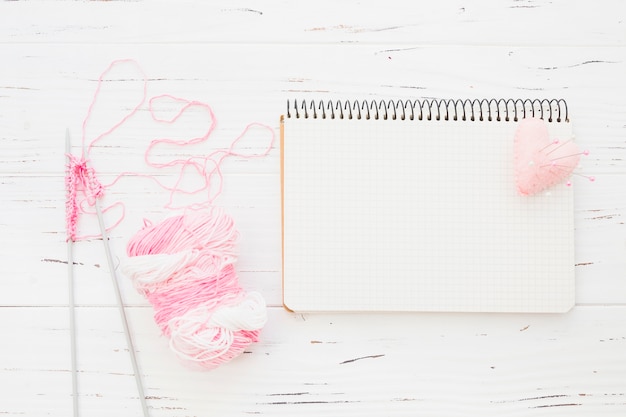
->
<box><xmin>513</xmin><ymin>117</ymin><xmax>581</xmax><ymax>196</ymax></box>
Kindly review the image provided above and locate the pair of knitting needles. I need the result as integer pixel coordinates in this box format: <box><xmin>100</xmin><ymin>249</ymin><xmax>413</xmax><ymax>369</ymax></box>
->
<box><xmin>65</xmin><ymin>129</ymin><xmax>149</xmax><ymax>417</ymax></box>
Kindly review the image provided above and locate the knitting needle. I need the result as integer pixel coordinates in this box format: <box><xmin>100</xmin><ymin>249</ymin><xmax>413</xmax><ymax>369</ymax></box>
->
<box><xmin>93</xmin><ymin>199</ymin><xmax>150</xmax><ymax>417</ymax></box>
<box><xmin>65</xmin><ymin>129</ymin><xmax>79</xmax><ymax>417</ymax></box>
<box><xmin>89</xmin><ymin>166</ymin><xmax>150</xmax><ymax>417</ymax></box>
<box><xmin>70</xmin><ymin>128</ymin><xmax>150</xmax><ymax>416</ymax></box>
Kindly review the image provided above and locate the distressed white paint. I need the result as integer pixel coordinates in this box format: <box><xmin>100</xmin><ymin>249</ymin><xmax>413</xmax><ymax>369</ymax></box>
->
<box><xmin>0</xmin><ymin>1</ymin><xmax>625</xmax><ymax>416</ymax></box>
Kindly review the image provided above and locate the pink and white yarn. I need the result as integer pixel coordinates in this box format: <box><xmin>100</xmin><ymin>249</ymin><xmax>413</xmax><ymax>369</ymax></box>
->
<box><xmin>123</xmin><ymin>209</ymin><xmax>267</xmax><ymax>369</ymax></box>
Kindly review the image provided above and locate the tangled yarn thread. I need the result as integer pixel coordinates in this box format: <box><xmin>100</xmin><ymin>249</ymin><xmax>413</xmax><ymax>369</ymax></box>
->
<box><xmin>69</xmin><ymin>59</ymin><xmax>273</xmax><ymax>369</ymax></box>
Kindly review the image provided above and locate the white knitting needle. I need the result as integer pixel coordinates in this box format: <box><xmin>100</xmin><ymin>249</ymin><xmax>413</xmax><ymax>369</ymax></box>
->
<box><xmin>70</xmin><ymin>129</ymin><xmax>150</xmax><ymax>417</ymax></box>
<box><xmin>65</xmin><ymin>129</ymin><xmax>79</xmax><ymax>417</ymax></box>
<box><xmin>93</xmin><ymin>190</ymin><xmax>150</xmax><ymax>417</ymax></box>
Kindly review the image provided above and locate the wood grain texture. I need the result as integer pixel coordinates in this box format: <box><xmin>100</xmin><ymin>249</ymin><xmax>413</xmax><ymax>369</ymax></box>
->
<box><xmin>0</xmin><ymin>0</ymin><xmax>624</xmax><ymax>46</ymax></box>
<box><xmin>1</xmin><ymin>307</ymin><xmax>625</xmax><ymax>416</ymax></box>
<box><xmin>0</xmin><ymin>0</ymin><xmax>624</xmax><ymax>416</ymax></box>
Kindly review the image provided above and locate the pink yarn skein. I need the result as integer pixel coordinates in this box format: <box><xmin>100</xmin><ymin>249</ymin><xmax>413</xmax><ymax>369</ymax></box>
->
<box><xmin>124</xmin><ymin>208</ymin><xmax>267</xmax><ymax>369</ymax></box>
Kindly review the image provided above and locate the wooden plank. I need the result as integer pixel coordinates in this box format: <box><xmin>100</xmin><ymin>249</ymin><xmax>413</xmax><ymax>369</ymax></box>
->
<box><xmin>0</xmin><ymin>173</ymin><xmax>281</xmax><ymax>307</ymax></box>
<box><xmin>0</xmin><ymin>44</ymin><xmax>624</xmax><ymax>174</ymax></box>
<box><xmin>1</xmin><ymin>170</ymin><xmax>624</xmax><ymax>306</ymax></box>
<box><xmin>0</xmin><ymin>0</ymin><xmax>624</xmax><ymax>46</ymax></box>
<box><xmin>0</xmin><ymin>306</ymin><xmax>624</xmax><ymax>416</ymax></box>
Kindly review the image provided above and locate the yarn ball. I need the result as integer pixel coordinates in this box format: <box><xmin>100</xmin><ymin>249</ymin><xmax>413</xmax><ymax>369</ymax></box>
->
<box><xmin>513</xmin><ymin>117</ymin><xmax>581</xmax><ymax>196</ymax></box>
<box><xmin>122</xmin><ymin>207</ymin><xmax>267</xmax><ymax>369</ymax></box>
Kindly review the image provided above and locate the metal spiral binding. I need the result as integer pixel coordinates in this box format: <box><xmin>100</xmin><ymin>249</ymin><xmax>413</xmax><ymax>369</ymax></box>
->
<box><xmin>286</xmin><ymin>98</ymin><xmax>569</xmax><ymax>123</ymax></box>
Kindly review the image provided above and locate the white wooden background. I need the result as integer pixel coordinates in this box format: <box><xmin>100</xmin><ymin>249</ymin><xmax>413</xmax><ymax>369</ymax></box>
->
<box><xmin>1</xmin><ymin>1</ymin><xmax>625</xmax><ymax>416</ymax></box>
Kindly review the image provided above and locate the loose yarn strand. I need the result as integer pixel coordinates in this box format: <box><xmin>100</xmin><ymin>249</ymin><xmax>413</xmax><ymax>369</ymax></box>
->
<box><xmin>81</xmin><ymin>59</ymin><xmax>148</xmax><ymax>158</ymax></box>
<box><xmin>67</xmin><ymin>59</ymin><xmax>146</xmax><ymax>241</ymax></box>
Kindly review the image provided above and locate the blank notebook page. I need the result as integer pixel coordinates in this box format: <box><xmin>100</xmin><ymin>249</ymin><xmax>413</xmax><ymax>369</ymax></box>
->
<box><xmin>281</xmin><ymin>116</ymin><xmax>575</xmax><ymax>312</ymax></box>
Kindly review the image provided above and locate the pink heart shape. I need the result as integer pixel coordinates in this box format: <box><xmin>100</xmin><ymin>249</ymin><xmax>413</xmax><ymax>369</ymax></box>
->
<box><xmin>513</xmin><ymin>117</ymin><xmax>580</xmax><ymax>196</ymax></box>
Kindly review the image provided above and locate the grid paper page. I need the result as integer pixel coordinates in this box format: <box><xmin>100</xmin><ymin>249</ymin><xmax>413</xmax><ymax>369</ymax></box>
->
<box><xmin>282</xmin><ymin>117</ymin><xmax>575</xmax><ymax>312</ymax></box>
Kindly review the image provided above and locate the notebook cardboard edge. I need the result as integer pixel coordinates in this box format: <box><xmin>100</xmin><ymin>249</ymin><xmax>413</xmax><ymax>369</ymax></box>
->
<box><xmin>280</xmin><ymin>115</ymin><xmax>295</xmax><ymax>312</ymax></box>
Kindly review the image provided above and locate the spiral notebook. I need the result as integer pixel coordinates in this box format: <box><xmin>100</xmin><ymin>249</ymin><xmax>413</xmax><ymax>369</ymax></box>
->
<box><xmin>281</xmin><ymin>99</ymin><xmax>576</xmax><ymax>313</ymax></box>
